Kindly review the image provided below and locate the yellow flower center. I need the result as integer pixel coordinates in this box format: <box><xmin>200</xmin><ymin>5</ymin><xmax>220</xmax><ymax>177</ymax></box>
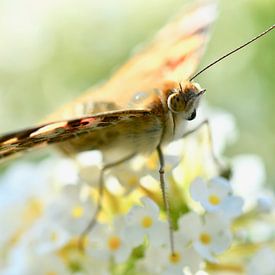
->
<box><xmin>71</xmin><ymin>205</ymin><xmax>84</xmax><ymax>218</ymax></box>
<box><xmin>24</xmin><ymin>199</ymin><xmax>43</xmax><ymax>222</ymax></box>
<box><xmin>169</xmin><ymin>251</ymin><xmax>181</xmax><ymax>264</ymax></box>
<box><xmin>141</xmin><ymin>216</ymin><xmax>153</xmax><ymax>228</ymax></box>
<box><xmin>128</xmin><ymin>176</ymin><xmax>138</xmax><ymax>186</ymax></box>
<box><xmin>108</xmin><ymin>236</ymin><xmax>121</xmax><ymax>251</ymax></box>
<box><xmin>200</xmin><ymin>232</ymin><xmax>212</xmax><ymax>245</ymax></box>
<box><xmin>208</xmin><ymin>194</ymin><xmax>221</xmax><ymax>205</ymax></box>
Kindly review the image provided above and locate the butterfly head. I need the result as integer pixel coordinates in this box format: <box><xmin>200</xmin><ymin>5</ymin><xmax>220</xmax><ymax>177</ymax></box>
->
<box><xmin>167</xmin><ymin>82</ymin><xmax>205</xmax><ymax>121</ymax></box>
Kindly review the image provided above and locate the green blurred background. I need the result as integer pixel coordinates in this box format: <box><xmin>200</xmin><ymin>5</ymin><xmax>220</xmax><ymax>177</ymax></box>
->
<box><xmin>0</xmin><ymin>0</ymin><xmax>274</xmax><ymax>184</ymax></box>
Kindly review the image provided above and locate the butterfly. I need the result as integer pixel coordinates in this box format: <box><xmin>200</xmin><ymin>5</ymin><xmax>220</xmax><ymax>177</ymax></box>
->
<box><xmin>0</xmin><ymin>1</ymin><xmax>216</xmax><ymax>163</ymax></box>
<box><xmin>0</xmin><ymin>0</ymin><xmax>273</xmax><ymax>253</ymax></box>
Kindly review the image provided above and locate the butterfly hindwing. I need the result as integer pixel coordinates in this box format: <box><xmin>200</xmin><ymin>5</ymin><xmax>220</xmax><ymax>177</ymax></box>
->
<box><xmin>0</xmin><ymin>109</ymin><xmax>161</xmax><ymax>160</ymax></box>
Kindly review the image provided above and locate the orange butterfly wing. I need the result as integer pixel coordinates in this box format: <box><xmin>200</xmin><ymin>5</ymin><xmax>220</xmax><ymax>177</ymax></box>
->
<box><xmin>49</xmin><ymin>0</ymin><xmax>217</xmax><ymax>120</ymax></box>
<box><xmin>0</xmin><ymin>1</ymin><xmax>217</xmax><ymax>161</ymax></box>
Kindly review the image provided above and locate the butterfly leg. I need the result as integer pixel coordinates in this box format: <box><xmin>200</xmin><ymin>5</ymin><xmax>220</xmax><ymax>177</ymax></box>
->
<box><xmin>157</xmin><ymin>146</ymin><xmax>175</xmax><ymax>255</ymax></box>
<box><xmin>79</xmin><ymin>154</ymin><xmax>135</xmax><ymax>250</ymax></box>
<box><xmin>182</xmin><ymin>119</ymin><xmax>224</xmax><ymax>171</ymax></box>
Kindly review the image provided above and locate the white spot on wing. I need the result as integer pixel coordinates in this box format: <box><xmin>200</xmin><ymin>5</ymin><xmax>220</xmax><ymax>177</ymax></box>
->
<box><xmin>30</xmin><ymin>122</ymin><xmax>68</xmax><ymax>137</ymax></box>
<box><xmin>2</xmin><ymin>137</ymin><xmax>18</xmax><ymax>145</ymax></box>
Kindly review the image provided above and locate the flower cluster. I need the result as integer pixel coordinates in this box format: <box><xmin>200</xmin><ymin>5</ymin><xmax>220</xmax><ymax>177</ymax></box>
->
<box><xmin>0</xmin><ymin>108</ymin><xmax>274</xmax><ymax>275</ymax></box>
<box><xmin>0</xmin><ymin>159</ymin><xmax>243</xmax><ymax>274</ymax></box>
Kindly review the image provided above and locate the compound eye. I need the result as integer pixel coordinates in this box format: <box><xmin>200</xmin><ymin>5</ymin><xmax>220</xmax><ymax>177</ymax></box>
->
<box><xmin>187</xmin><ymin>109</ymin><xmax>196</xmax><ymax>121</ymax></box>
<box><xmin>167</xmin><ymin>93</ymin><xmax>185</xmax><ymax>113</ymax></box>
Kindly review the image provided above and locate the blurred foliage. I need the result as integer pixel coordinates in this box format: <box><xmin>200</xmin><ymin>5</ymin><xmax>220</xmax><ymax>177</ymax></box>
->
<box><xmin>0</xmin><ymin>0</ymin><xmax>274</xmax><ymax>184</ymax></box>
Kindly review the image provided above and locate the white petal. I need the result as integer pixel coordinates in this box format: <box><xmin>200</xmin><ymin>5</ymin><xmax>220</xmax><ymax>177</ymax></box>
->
<box><xmin>76</xmin><ymin>150</ymin><xmax>103</xmax><ymax>166</ymax></box>
<box><xmin>126</xmin><ymin>206</ymin><xmax>144</xmax><ymax>225</ymax></box>
<box><xmin>194</xmin><ymin>241</ymin><xmax>217</xmax><ymax>262</ymax></box>
<box><xmin>30</xmin><ymin>221</ymin><xmax>71</xmax><ymax>254</ymax></box>
<box><xmin>256</xmin><ymin>196</ymin><xmax>273</xmax><ymax>213</ymax></box>
<box><xmin>88</xmin><ymin>223</ymin><xmax>108</xmax><ymax>246</ymax></box>
<box><xmin>200</xmin><ymin>200</ymin><xmax>219</xmax><ymax>212</ymax></box>
<box><xmin>181</xmin><ymin>246</ymin><xmax>202</xmax><ymax>274</ymax></box>
<box><xmin>204</xmin><ymin>212</ymin><xmax>230</xmax><ymax>233</ymax></box>
<box><xmin>124</xmin><ymin>225</ymin><xmax>144</xmax><ymax>247</ymax></box>
<box><xmin>141</xmin><ymin>245</ymin><xmax>168</xmax><ymax>274</ymax></box>
<box><xmin>113</xmin><ymin>216</ymin><xmax>127</xmax><ymax>232</ymax></box>
<box><xmin>114</xmin><ymin>245</ymin><xmax>132</xmax><ymax>263</ymax></box>
<box><xmin>163</xmin><ymin>265</ymin><xmax>185</xmax><ymax>275</ymax></box>
<box><xmin>247</xmin><ymin>247</ymin><xmax>275</xmax><ymax>275</ymax></box>
<box><xmin>141</xmin><ymin>197</ymin><xmax>160</xmax><ymax>216</ymax></box>
<box><xmin>208</xmin><ymin>177</ymin><xmax>232</xmax><ymax>198</ymax></box>
<box><xmin>79</xmin><ymin>165</ymin><xmax>101</xmax><ymax>186</ymax></box>
<box><xmin>178</xmin><ymin>212</ymin><xmax>201</xmax><ymax>241</ymax></box>
<box><xmin>190</xmin><ymin>178</ymin><xmax>208</xmax><ymax>202</ymax></box>
<box><xmin>165</xmin><ymin>154</ymin><xmax>182</xmax><ymax>170</ymax></box>
<box><xmin>211</xmin><ymin>230</ymin><xmax>232</xmax><ymax>253</ymax></box>
<box><xmin>148</xmin><ymin>221</ymin><xmax>169</xmax><ymax>246</ymax></box>
<box><xmin>220</xmin><ymin>196</ymin><xmax>244</xmax><ymax>218</ymax></box>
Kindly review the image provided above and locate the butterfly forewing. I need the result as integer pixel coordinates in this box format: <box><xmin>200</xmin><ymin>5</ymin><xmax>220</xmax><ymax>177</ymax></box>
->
<box><xmin>48</xmin><ymin>1</ymin><xmax>216</xmax><ymax>121</ymax></box>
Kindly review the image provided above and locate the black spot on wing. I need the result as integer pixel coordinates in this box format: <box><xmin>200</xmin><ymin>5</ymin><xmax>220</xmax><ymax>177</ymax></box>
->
<box><xmin>67</xmin><ymin>119</ymin><xmax>91</xmax><ymax>128</ymax></box>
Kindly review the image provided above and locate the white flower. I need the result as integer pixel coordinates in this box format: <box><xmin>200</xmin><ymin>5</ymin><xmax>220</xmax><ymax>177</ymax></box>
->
<box><xmin>77</xmin><ymin>150</ymin><xmax>103</xmax><ymax>186</ymax></box>
<box><xmin>190</xmin><ymin>177</ymin><xmax>243</xmax><ymax>218</ymax></box>
<box><xmin>247</xmin><ymin>247</ymin><xmax>275</xmax><ymax>275</ymax></box>
<box><xmin>108</xmin><ymin>159</ymin><xmax>144</xmax><ymax>194</ymax></box>
<box><xmin>231</xmin><ymin>154</ymin><xmax>266</xmax><ymax>210</ymax></box>
<box><xmin>110</xmin><ymin>150</ymin><xmax>181</xmax><ymax>194</ymax></box>
<box><xmin>45</xmin><ymin>184</ymin><xmax>95</xmax><ymax>236</ymax></box>
<box><xmin>144</xmin><ymin>148</ymin><xmax>183</xmax><ymax>181</ymax></box>
<box><xmin>163</xmin><ymin>246</ymin><xmax>202</xmax><ymax>275</ymax></box>
<box><xmin>178</xmin><ymin>212</ymin><xmax>232</xmax><ymax>262</ymax></box>
<box><xmin>101</xmin><ymin>146</ymin><xmax>182</xmax><ymax>196</ymax></box>
<box><xmin>139</xmin><ymin>235</ymin><xmax>202</xmax><ymax>275</ymax></box>
<box><xmin>22</xmin><ymin>219</ymin><xmax>71</xmax><ymax>254</ymax></box>
<box><xmin>125</xmin><ymin>197</ymin><xmax>167</xmax><ymax>247</ymax></box>
<box><xmin>0</xmin><ymin>161</ymin><xmax>56</xmax><ymax>248</ymax></box>
<box><xmin>87</xmin><ymin>217</ymin><xmax>135</xmax><ymax>263</ymax></box>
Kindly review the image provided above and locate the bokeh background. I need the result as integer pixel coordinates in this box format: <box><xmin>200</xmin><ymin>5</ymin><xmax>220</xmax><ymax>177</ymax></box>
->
<box><xmin>0</xmin><ymin>0</ymin><xmax>274</xmax><ymax>184</ymax></box>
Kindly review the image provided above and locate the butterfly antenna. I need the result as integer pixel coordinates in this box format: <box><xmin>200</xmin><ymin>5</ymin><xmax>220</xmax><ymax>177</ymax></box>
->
<box><xmin>179</xmin><ymin>82</ymin><xmax>183</xmax><ymax>92</ymax></box>
<box><xmin>190</xmin><ymin>24</ymin><xmax>274</xmax><ymax>81</ymax></box>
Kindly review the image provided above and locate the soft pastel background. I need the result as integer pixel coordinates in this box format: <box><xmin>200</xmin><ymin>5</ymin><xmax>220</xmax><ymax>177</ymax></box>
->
<box><xmin>0</xmin><ymin>0</ymin><xmax>274</xmax><ymax>183</ymax></box>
